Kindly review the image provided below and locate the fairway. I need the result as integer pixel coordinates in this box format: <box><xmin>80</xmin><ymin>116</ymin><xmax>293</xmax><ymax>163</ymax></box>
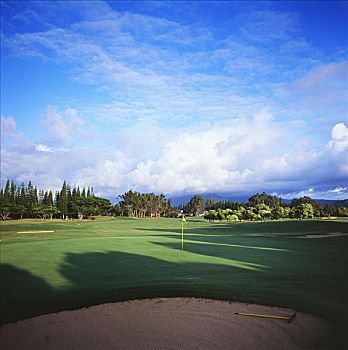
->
<box><xmin>1</xmin><ymin>218</ymin><xmax>348</xmax><ymax>346</ymax></box>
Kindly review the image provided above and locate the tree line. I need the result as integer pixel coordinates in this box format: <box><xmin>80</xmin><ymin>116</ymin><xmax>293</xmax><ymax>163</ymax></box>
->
<box><xmin>0</xmin><ymin>180</ymin><xmax>110</xmax><ymax>220</ymax></box>
<box><xmin>113</xmin><ymin>190</ymin><xmax>175</xmax><ymax>218</ymax></box>
<box><xmin>0</xmin><ymin>180</ymin><xmax>347</xmax><ymax>221</ymax></box>
<box><xmin>203</xmin><ymin>193</ymin><xmax>348</xmax><ymax>222</ymax></box>
<box><xmin>0</xmin><ymin>180</ymin><xmax>176</xmax><ymax>220</ymax></box>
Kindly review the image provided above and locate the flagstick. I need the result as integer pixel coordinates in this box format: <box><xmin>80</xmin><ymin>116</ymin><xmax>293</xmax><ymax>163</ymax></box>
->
<box><xmin>182</xmin><ymin>219</ymin><xmax>184</xmax><ymax>251</ymax></box>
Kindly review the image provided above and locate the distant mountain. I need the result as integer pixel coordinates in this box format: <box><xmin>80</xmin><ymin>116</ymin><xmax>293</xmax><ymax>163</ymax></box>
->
<box><xmin>315</xmin><ymin>199</ymin><xmax>348</xmax><ymax>207</ymax></box>
<box><xmin>281</xmin><ymin>198</ymin><xmax>348</xmax><ymax>207</ymax></box>
<box><xmin>168</xmin><ymin>193</ymin><xmax>347</xmax><ymax>207</ymax></box>
<box><xmin>169</xmin><ymin>193</ymin><xmax>250</xmax><ymax>206</ymax></box>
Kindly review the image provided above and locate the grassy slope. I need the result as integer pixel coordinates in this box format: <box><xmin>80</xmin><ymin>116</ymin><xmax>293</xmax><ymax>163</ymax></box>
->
<box><xmin>1</xmin><ymin>218</ymin><xmax>348</xmax><ymax>345</ymax></box>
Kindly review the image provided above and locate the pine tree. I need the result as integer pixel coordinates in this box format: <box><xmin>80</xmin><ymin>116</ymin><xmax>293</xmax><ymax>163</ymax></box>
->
<box><xmin>48</xmin><ymin>191</ymin><xmax>54</xmax><ymax>207</ymax></box>
<box><xmin>26</xmin><ymin>181</ymin><xmax>35</xmax><ymax>215</ymax></box>
<box><xmin>67</xmin><ymin>185</ymin><xmax>72</xmax><ymax>217</ymax></box>
<box><xmin>33</xmin><ymin>187</ymin><xmax>39</xmax><ymax>207</ymax></box>
<box><xmin>59</xmin><ymin>181</ymin><xmax>68</xmax><ymax>219</ymax></box>
<box><xmin>39</xmin><ymin>189</ymin><xmax>45</xmax><ymax>205</ymax></box>
<box><xmin>67</xmin><ymin>185</ymin><xmax>72</xmax><ymax>202</ymax></box>
<box><xmin>18</xmin><ymin>183</ymin><xmax>26</xmax><ymax>219</ymax></box>
<box><xmin>15</xmin><ymin>186</ymin><xmax>21</xmax><ymax>205</ymax></box>
<box><xmin>43</xmin><ymin>191</ymin><xmax>48</xmax><ymax>205</ymax></box>
<box><xmin>55</xmin><ymin>191</ymin><xmax>60</xmax><ymax>208</ymax></box>
<box><xmin>1</xmin><ymin>180</ymin><xmax>13</xmax><ymax>220</ymax></box>
<box><xmin>10</xmin><ymin>181</ymin><xmax>16</xmax><ymax>204</ymax></box>
<box><xmin>3</xmin><ymin>180</ymin><xmax>10</xmax><ymax>204</ymax></box>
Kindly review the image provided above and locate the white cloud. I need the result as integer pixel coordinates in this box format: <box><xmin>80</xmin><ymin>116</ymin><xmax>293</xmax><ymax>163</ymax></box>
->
<box><xmin>281</xmin><ymin>187</ymin><xmax>347</xmax><ymax>200</ymax></box>
<box><xmin>35</xmin><ymin>144</ymin><xmax>55</xmax><ymax>153</ymax></box>
<box><xmin>34</xmin><ymin>144</ymin><xmax>69</xmax><ymax>153</ymax></box>
<box><xmin>284</xmin><ymin>61</ymin><xmax>348</xmax><ymax>112</ymax></box>
<box><xmin>1</xmin><ymin>4</ymin><xmax>308</xmax><ymax>126</ymax></box>
<box><xmin>327</xmin><ymin>122</ymin><xmax>348</xmax><ymax>153</ymax></box>
<box><xmin>291</xmin><ymin>61</ymin><xmax>347</xmax><ymax>91</ymax></box>
<box><xmin>73</xmin><ymin>119</ymin><xmax>347</xmax><ymax>196</ymax></box>
<box><xmin>41</xmin><ymin>106</ymin><xmax>84</xmax><ymax>143</ymax></box>
<box><xmin>329</xmin><ymin>187</ymin><xmax>346</xmax><ymax>194</ymax></box>
<box><xmin>253</xmin><ymin>107</ymin><xmax>273</xmax><ymax>124</ymax></box>
<box><xmin>239</xmin><ymin>10</ymin><xmax>300</xmax><ymax>44</ymax></box>
<box><xmin>0</xmin><ymin>115</ymin><xmax>33</xmax><ymax>152</ymax></box>
<box><xmin>71</xmin><ymin>154</ymin><xmax>133</xmax><ymax>198</ymax></box>
<box><xmin>1</xmin><ymin>110</ymin><xmax>347</xmax><ymax>199</ymax></box>
<box><xmin>1</xmin><ymin>115</ymin><xmax>17</xmax><ymax>135</ymax></box>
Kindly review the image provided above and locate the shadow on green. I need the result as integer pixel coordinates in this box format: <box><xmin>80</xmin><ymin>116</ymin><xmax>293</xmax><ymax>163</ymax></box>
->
<box><xmin>2</xmin><ymin>249</ymin><xmax>263</xmax><ymax>324</ymax></box>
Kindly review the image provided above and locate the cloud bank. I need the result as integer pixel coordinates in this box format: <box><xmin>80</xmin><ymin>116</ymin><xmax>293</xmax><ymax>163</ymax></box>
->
<box><xmin>1</xmin><ymin>111</ymin><xmax>347</xmax><ymax>199</ymax></box>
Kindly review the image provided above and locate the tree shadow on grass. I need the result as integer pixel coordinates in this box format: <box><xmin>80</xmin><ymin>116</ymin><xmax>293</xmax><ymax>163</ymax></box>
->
<box><xmin>1</xmin><ymin>249</ymin><xmax>265</xmax><ymax>325</ymax></box>
<box><xmin>1</xmin><ymin>264</ymin><xmax>54</xmax><ymax>324</ymax></box>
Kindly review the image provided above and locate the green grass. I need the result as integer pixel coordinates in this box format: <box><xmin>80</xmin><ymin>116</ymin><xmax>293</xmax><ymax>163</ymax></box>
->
<box><xmin>1</xmin><ymin>217</ymin><xmax>348</xmax><ymax>347</ymax></box>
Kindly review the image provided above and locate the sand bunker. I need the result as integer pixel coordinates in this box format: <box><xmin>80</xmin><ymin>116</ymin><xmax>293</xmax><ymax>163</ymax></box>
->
<box><xmin>1</xmin><ymin>298</ymin><xmax>330</xmax><ymax>350</ymax></box>
<box><xmin>297</xmin><ymin>232</ymin><xmax>348</xmax><ymax>239</ymax></box>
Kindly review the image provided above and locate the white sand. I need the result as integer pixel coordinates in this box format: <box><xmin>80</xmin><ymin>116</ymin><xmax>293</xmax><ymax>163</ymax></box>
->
<box><xmin>0</xmin><ymin>298</ymin><xmax>330</xmax><ymax>350</ymax></box>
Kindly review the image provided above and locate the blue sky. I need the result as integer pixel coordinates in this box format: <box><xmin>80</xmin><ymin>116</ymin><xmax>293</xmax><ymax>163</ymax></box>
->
<box><xmin>1</xmin><ymin>0</ymin><xmax>347</xmax><ymax>200</ymax></box>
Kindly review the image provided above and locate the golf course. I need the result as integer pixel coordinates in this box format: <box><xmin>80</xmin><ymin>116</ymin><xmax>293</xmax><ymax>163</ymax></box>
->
<box><xmin>1</xmin><ymin>217</ymin><xmax>348</xmax><ymax>347</ymax></box>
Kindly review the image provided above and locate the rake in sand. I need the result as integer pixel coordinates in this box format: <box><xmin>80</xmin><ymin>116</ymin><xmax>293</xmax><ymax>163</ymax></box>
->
<box><xmin>235</xmin><ymin>311</ymin><xmax>296</xmax><ymax>323</ymax></box>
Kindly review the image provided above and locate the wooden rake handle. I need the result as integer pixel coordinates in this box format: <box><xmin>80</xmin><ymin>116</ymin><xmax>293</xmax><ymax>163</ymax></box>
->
<box><xmin>235</xmin><ymin>311</ymin><xmax>296</xmax><ymax>323</ymax></box>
